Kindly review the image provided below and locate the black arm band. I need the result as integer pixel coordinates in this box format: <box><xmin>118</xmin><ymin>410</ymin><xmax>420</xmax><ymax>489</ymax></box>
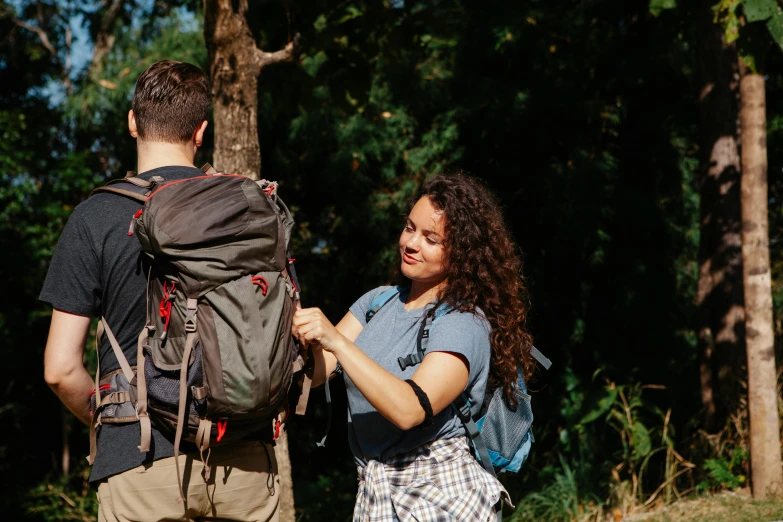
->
<box><xmin>405</xmin><ymin>379</ymin><xmax>434</xmax><ymax>427</ymax></box>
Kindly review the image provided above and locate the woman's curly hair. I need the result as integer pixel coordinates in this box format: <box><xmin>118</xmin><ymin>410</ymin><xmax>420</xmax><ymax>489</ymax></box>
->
<box><xmin>397</xmin><ymin>173</ymin><xmax>535</xmax><ymax>404</ymax></box>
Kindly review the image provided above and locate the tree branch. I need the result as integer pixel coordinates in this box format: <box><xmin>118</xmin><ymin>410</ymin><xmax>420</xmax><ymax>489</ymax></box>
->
<box><xmin>12</xmin><ymin>18</ymin><xmax>58</xmax><ymax>59</ymax></box>
<box><xmin>12</xmin><ymin>16</ymin><xmax>71</xmax><ymax>94</ymax></box>
<box><xmin>254</xmin><ymin>33</ymin><xmax>302</xmax><ymax>69</ymax></box>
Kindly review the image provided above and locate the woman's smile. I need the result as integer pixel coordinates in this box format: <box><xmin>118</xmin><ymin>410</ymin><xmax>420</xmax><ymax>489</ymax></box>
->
<box><xmin>402</xmin><ymin>251</ymin><xmax>419</xmax><ymax>264</ymax></box>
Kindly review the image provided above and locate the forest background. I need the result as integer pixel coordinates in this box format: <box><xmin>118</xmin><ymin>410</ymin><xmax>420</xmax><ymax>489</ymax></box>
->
<box><xmin>4</xmin><ymin>0</ymin><xmax>783</xmax><ymax>520</ymax></box>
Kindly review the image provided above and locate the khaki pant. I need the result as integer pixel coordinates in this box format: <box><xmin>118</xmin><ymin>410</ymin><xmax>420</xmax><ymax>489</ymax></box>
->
<box><xmin>97</xmin><ymin>441</ymin><xmax>279</xmax><ymax>522</ymax></box>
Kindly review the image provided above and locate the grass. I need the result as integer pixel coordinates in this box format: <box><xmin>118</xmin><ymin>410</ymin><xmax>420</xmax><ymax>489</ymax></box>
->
<box><xmin>622</xmin><ymin>491</ymin><xmax>783</xmax><ymax>522</ymax></box>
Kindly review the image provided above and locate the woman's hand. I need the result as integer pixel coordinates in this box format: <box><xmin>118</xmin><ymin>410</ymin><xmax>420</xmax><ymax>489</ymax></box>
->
<box><xmin>292</xmin><ymin>307</ymin><xmax>346</xmax><ymax>354</ymax></box>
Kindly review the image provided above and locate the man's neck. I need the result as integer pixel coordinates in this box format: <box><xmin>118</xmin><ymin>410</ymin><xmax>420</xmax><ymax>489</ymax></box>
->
<box><xmin>136</xmin><ymin>140</ymin><xmax>197</xmax><ymax>174</ymax></box>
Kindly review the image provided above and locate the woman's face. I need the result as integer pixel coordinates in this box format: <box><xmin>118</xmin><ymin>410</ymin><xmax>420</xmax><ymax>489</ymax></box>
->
<box><xmin>399</xmin><ymin>196</ymin><xmax>447</xmax><ymax>287</ymax></box>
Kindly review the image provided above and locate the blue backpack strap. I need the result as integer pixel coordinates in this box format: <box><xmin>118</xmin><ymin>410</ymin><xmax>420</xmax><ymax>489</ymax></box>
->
<box><xmin>365</xmin><ymin>286</ymin><xmax>403</xmax><ymax>323</ymax></box>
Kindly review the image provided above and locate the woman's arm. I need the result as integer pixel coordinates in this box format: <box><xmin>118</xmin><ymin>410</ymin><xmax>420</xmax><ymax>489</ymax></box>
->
<box><xmin>293</xmin><ymin>307</ymin><xmax>469</xmax><ymax>430</ymax></box>
<box><xmin>308</xmin><ymin>312</ymin><xmax>363</xmax><ymax>387</ymax></box>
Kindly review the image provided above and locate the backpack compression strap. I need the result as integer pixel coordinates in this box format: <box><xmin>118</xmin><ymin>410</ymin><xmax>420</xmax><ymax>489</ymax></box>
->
<box><xmin>172</xmin><ymin>298</ymin><xmax>199</xmax><ymax>502</ymax></box>
<box><xmin>87</xmin><ymin>318</ymin><xmax>137</xmax><ymax>465</ymax></box>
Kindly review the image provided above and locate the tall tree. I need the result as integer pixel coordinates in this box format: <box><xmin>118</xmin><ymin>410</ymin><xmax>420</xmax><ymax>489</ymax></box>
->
<box><xmin>738</xmin><ymin>58</ymin><xmax>783</xmax><ymax>498</ymax></box>
<box><xmin>711</xmin><ymin>0</ymin><xmax>783</xmax><ymax>498</ymax></box>
<box><xmin>204</xmin><ymin>1</ymin><xmax>300</xmax><ymax>519</ymax></box>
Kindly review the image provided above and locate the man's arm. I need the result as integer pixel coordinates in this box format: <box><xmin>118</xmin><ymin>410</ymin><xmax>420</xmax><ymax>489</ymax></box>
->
<box><xmin>44</xmin><ymin>309</ymin><xmax>94</xmax><ymax>426</ymax></box>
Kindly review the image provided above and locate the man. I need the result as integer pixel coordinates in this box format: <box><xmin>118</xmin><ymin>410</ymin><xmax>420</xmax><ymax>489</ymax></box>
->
<box><xmin>40</xmin><ymin>61</ymin><xmax>280</xmax><ymax>522</ymax></box>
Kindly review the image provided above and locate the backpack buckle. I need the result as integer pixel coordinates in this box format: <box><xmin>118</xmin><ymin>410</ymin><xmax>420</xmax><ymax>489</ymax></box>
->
<box><xmin>398</xmin><ymin>353</ymin><xmax>423</xmax><ymax>371</ymax></box>
<box><xmin>184</xmin><ymin>303</ymin><xmax>197</xmax><ymax>332</ymax></box>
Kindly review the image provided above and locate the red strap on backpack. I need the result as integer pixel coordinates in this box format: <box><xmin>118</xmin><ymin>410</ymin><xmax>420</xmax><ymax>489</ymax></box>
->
<box><xmin>251</xmin><ymin>275</ymin><xmax>268</xmax><ymax>295</ymax></box>
<box><xmin>158</xmin><ymin>281</ymin><xmax>177</xmax><ymax>337</ymax></box>
<box><xmin>216</xmin><ymin>419</ymin><xmax>228</xmax><ymax>442</ymax></box>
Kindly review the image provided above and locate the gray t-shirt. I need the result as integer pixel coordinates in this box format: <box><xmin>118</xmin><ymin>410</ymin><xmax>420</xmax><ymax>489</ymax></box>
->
<box><xmin>346</xmin><ymin>286</ymin><xmax>491</xmax><ymax>466</ymax></box>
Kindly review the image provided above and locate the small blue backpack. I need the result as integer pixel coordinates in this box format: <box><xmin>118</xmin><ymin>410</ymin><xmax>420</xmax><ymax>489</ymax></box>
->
<box><xmin>365</xmin><ymin>287</ymin><xmax>551</xmax><ymax>477</ymax></box>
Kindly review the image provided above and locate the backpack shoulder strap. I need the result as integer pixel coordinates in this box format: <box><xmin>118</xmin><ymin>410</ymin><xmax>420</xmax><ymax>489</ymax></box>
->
<box><xmin>200</xmin><ymin>163</ymin><xmax>220</xmax><ymax>175</ymax></box>
<box><xmin>365</xmin><ymin>286</ymin><xmax>404</xmax><ymax>323</ymax></box>
<box><xmin>454</xmin><ymin>393</ymin><xmax>497</xmax><ymax>476</ymax></box>
<box><xmin>89</xmin><ymin>178</ymin><xmax>157</xmax><ymax>203</ymax></box>
<box><xmin>397</xmin><ymin>302</ymin><xmax>452</xmax><ymax>371</ymax></box>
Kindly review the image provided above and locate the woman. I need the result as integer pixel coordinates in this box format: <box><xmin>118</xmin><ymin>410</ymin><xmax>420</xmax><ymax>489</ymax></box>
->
<box><xmin>293</xmin><ymin>173</ymin><xmax>535</xmax><ymax>521</ymax></box>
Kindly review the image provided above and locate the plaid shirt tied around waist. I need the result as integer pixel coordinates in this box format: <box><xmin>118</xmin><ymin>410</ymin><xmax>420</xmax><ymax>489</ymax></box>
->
<box><xmin>353</xmin><ymin>436</ymin><xmax>512</xmax><ymax>522</ymax></box>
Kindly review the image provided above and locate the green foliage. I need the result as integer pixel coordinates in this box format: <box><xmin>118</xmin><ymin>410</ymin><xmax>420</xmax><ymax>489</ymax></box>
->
<box><xmin>24</xmin><ymin>464</ymin><xmax>98</xmax><ymax>522</ymax></box>
<box><xmin>511</xmin><ymin>455</ymin><xmax>604</xmax><ymax>522</ymax></box>
<box><xmin>742</xmin><ymin>0</ymin><xmax>779</xmax><ymax>22</ymax></box>
<box><xmin>698</xmin><ymin>448</ymin><xmax>749</xmax><ymax>491</ymax></box>
<box><xmin>713</xmin><ymin>0</ymin><xmax>783</xmax><ymax>69</ymax></box>
<box><xmin>766</xmin><ymin>6</ymin><xmax>783</xmax><ymax>47</ymax></box>
<box><xmin>650</xmin><ymin>0</ymin><xmax>678</xmax><ymax>17</ymax></box>
<box><xmin>577</xmin><ymin>380</ymin><xmax>693</xmax><ymax>506</ymax></box>
<box><xmin>293</xmin><ymin>469</ymin><xmax>357</xmax><ymax>522</ymax></box>
<box><xmin>713</xmin><ymin>0</ymin><xmax>742</xmax><ymax>44</ymax></box>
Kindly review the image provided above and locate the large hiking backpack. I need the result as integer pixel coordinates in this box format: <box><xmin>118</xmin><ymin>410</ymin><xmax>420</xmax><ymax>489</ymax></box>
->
<box><xmin>87</xmin><ymin>165</ymin><xmax>305</xmax><ymax>499</ymax></box>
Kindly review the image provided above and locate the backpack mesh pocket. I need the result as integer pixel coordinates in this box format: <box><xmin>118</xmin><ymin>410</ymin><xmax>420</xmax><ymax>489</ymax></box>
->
<box><xmin>480</xmin><ymin>387</ymin><xmax>533</xmax><ymax>461</ymax></box>
<box><xmin>145</xmin><ymin>343</ymin><xmax>207</xmax><ymax>418</ymax></box>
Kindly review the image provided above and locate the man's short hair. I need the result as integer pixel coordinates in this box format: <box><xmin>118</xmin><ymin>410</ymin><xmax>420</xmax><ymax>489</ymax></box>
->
<box><xmin>132</xmin><ymin>60</ymin><xmax>210</xmax><ymax>143</ymax></box>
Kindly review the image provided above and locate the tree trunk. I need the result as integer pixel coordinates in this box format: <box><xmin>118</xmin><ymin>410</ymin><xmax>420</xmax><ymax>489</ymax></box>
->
<box><xmin>204</xmin><ymin>1</ymin><xmax>300</xmax><ymax>518</ymax></box>
<box><xmin>738</xmin><ymin>62</ymin><xmax>783</xmax><ymax>499</ymax></box>
<box><xmin>274</xmin><ymin>429</ymin><xmax>296</xmax><ymax>522</ymax></box>
<box><xmin>695</xmin><ymin>0</ymin><xmax>745</xmax><ymax>432</ymax></box>
<box><xmin>204</xmin><ymin>0</ymin><xmax>298</xmax><ymax>179</ymax></box>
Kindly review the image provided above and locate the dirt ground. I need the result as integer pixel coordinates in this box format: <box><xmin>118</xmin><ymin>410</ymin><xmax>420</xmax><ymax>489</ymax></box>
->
<box><xmin>619</xmin><ymin>491</ymin><xmax>783</xmax><ymax>522</ymax></box>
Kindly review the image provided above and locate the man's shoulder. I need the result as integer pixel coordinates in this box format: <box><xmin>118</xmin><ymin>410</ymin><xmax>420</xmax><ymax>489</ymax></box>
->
<box><xmin>72</xmin><ymin>190</ymin><xmax>140</xmax><ymax>232</ymax></box>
